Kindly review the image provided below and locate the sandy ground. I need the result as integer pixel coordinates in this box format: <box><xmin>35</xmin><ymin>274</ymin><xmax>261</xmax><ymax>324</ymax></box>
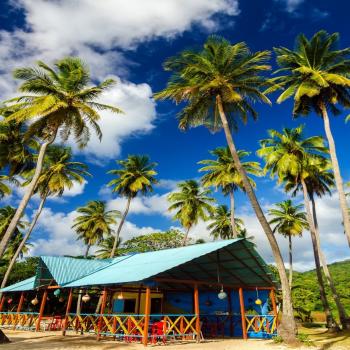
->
<box><xmin>0</xmin><ymin>328</ymin><xmax>349</xmax><ymax>350</ymax></box>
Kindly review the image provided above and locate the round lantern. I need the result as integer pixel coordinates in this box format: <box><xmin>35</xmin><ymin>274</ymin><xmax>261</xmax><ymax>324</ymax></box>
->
<box><xmin>31</xmin><ymin>296</ymin><xmax>39</xmax><ymax>305</ymax></box>
<box><xmin>59</xmin><ymin>297</ymin><xmax>64</xmax><ymax>303</ymax></box>
<box><xmin>218</xmin><ymin>287</ymin><xmax>227</xmax><ymax>300</ymax></box>
<box><xmin>82</xmin><ymin>293</ymin><xmax>91</xmax><ymax>303</ymax></box>
<box><xmin>54</xmin><ymin>289</ymin><xmax>61</xmax><ymax>297</ymax></box>
<box><xmin>7</xmin><ymin>298</ymin><xmax>12</xmax><ymax>304</ymax></box>
<box><xmin>255</xmin><ymin>298</ymin><xmax>262</xmax><ymax>305</ymax></box>
<box><xmin>117</xmin><ymin>291</ymin><xmax>124</xmax><ymax>300</ymax></box>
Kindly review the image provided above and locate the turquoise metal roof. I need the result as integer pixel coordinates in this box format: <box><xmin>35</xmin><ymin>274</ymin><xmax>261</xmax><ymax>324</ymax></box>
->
<box><xmin>1</xmin><ymin>276</ymin><xmax>35</xmax><ymax>292</ymax></box>
<box><xmin>64</xmin><ymin>238</ymin><xmax>272</xmax><ymax>288</ymax></box>
<box><xmin>1</xmin><ymin>239</ymin><xmax>276</xmax><ymax>292</ymax></box>
<box><xmin>36</xmin><ymin>256</ymin><xmax>123</xmax><ymax>287</ymax></box>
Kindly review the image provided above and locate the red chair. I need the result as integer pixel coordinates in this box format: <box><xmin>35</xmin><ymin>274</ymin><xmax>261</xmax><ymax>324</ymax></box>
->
<box><xmin>151</xmin><ymin>321</ymin><xmax>166</xmax><ymax>344</ymax></box>
<box><xmin>49</xmin><ymin>316</ymin><xmax>62</xmax><ymax>331</ymax></box>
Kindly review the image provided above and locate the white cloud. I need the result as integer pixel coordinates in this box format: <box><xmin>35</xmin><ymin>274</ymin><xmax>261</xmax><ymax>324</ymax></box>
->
<box><xmin>275</xmin><ymin>0</ymin><xmax>304</xmax><ymax>13</ymax></box>
<box><xmin>0</xmin><ymin>0</ymin><xmax>239</xmax><ymax>160</ymax></box>
<box><xmin>28</xmin><ymin>207</ymin><xmax>161</xmax><ymax>256</ymax></box>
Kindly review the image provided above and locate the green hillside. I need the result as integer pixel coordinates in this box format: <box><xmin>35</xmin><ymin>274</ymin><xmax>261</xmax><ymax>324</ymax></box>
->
<box><xmin>291</xmin><ymin>259</ymin><xmax>350</xmax><ymax>321</ymax></box>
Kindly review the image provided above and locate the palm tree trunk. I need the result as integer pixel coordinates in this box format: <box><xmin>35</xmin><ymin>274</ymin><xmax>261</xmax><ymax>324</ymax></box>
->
<box><xmin>0</xmin><ymin>130</ymin><xmax>57</xmax><ymax>258</ymax></box>
<box><xmin>110</xmin><ymin>196</ymin><xmax>131</xmax><ymax>258</ymax></box>
<box><xmin>76</xmin><ymin>244</ymin><xmax>90</xmax><ymax>316</ymax></box>
<box><xmin>288</xmin><ymin>235</ymin><xmax>293</xmax><ymax>288</ymax></box>
<box><xmin>229</xmin><ymin>190</ymin><xmax>237</xmax><ymax>237</ymax></box>
<box><xmin>310</xmin><ymin>194</ymin><xmax>350</xmax><ymax>329</ymax></box>
<box><xmin>320</xmin><ymin>104</ymin><xmax>350</xmax><ymax>247</ymax></box>
<box><xmin>301</xmin><ymin>179</ymin><xmax>336</xmax><ymax>330</ymax></box>
<box><xmin>182</xmin><ymin>227</ymin><xmax>191</xmax><ymax>246</ymax></box>
<box><xmin>0</xmin><ymin>192</ymin><xmax>48</xmax><ymax>298</ymax></box>
<box><xmin>216</xmin><ymin>94</ymin><xmax>297</xmax><ymax>341</ymax></box>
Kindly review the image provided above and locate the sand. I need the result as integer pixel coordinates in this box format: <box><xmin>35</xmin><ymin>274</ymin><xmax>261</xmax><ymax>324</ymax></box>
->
<box><xmin>0</xmin><ymin>329</ymin><xmax>349</xmax><ymax>350</ymax></box>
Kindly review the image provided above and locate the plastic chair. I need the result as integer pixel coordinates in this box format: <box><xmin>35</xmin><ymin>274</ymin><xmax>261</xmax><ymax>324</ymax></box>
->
<box><xmin>49</xmin><ymin>316</ymin><xmax>62</xmax><ymax>331</ymax></box>
<box><xmin>151</xmin><ymin>321</ymin><xmax>166</xmax><ymax>344</ymax></box>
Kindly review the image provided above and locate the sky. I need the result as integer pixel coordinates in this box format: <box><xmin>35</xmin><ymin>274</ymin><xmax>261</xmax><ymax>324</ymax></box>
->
<box><xmin>1</xmin><ymin>0</ymin><xmax>349</xmax><ymax>271</ymax></box>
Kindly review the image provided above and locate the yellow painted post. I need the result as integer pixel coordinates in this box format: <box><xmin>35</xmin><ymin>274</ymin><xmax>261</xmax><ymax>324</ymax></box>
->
<box><xmin>142</xmin><ymin>287</ymin><xmax>151</xmax><ymax>346</ymax></box>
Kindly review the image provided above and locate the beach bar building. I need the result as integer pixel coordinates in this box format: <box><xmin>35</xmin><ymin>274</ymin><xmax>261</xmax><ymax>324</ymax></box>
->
<box><xmin>0</xmin><ymin>239</ymin><xmax>278</xmax><ymax>345</ymax></box>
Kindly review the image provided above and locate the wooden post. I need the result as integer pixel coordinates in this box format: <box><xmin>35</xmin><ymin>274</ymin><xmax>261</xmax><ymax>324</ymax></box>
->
<box><xmin>239</xmin><ymin>288</ymin><xmax>247</xmax><ymax>340</ymax></box>
<box><xmin>97</xmin><ymin>288</ymin><xmax>108</xmax><ymax>340</ymax></box>
<box><xmin>0</xmin><ymin>294</ymin><xmax>5</xmax><ymax>312</ymax></box>
<box><xmin>227</xmin><ymin>288</ymin><xmax>233</xmax><ymax>337</ymax></box>
<box><xmin>142</xmin><ymin>286</ymin><xmax>151</xmax><ymax>346</ymax></box>
<box><xmin>36</xmin><ymin>289</ymin><xmax>48</xmax><ymax>332</ymax></box>
<box><xmin>62</xmin><ymin>288</ymin><xmax>73</xmax><ymax>336</ymax></box>
<box><xmin>270</xmin><ymin>288</ymin><xmax>278</xmax><ymax>327</ymax></box>
<box><xmin>14</xmin><ymin>292</ymin><xmax>25</xmax><ymax>329</ymax></box>
<box><xmin>194</xmin><ymin>284</ymin><xmax>200</xmax><ymax>343</ymax></box>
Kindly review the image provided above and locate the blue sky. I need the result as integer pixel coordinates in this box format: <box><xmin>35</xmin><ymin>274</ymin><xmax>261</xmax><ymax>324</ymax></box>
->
<box><xmin>1</xmin><ymin>0</ymin><xmax>349</xmax><ymax>270</ymax></box>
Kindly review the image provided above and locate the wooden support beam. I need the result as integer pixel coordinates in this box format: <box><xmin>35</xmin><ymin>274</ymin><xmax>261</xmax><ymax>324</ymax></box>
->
<box><xmin>36</xmin><ymin>289</ymin><xmax>48</xmax><ymax>332</ymax></box>
<box><xmin>270</xmin><ymin>288</ymin><xmax>278</xmax><ymax>319</ymax></box>
<box><xmin>62</xmin><ymin>288</ymin><xmax>73</xmax><ymax>336</ymax></box>
<box><xmin>17</xmin><ymin>292</ymin><xmax>25</xmax><ymax>313</ymax></box>
<box><xmin>143</xmin><ymin>286</ymin><xmax>151</xmax><ymax>346</ymax></box>
<box><xmin>194</xmin><ymin>284</ymin><xmax>200</xmax><ymax>343</ymax></box>
<box><xmin>97</xmin><ymin>287</ymin><xmax>108</xmax><ymax>341</ymax></box>
<box><xmin>0</xmin><ymin>295</ymin><xmax>5</xmax><ymax>312</ymax></box>
<box><xmin>227</xmin><ymin>288</ymin><xmax>233</xmax><ymax>337</ymax></box>
<box><xmin>239</xmin><ymin>287</ymin><xmax>247</xmax><ymax>340</ymax></box>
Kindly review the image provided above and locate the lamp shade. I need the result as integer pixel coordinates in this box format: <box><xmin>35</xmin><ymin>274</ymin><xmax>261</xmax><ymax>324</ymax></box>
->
<box><xmin>54</xmin><ymin>289</ymin><xmax>61</xmax><ymax>297</ymax></box>
<box><xmin>82</xmin><ymin>293</ymin><xmax>91</xmax><ymax>303</ymax></box>
<box><xmin>218</xmin><ymin>288</ymin><xmax>227</xmax><ymax>300</ymax></box>
<box><xmin>31</xmin><ymin>296</ymin><xmax>39</xmax><ymax>305</ymax></box>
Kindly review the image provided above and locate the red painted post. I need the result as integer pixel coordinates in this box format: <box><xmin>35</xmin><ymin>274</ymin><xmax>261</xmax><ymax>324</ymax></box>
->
<box><xmin>36</xmin><ymin>290</ymin><xmax>48</xmax><ymax>332</ymax></box>
<box><xmin>62</xmin><ymin>288</ymin><xmax>73</xmax><ymax>335</ymax></box>
<box><xmin>142</xmin><ymin>287</ymin><xmax>151</xmax><ymax>346</ymax></box>
<box><xmin>0</xmin><ymin>295</ymin><xmax>5</xmax><ymax>312</ymax></box>
<box><xmin>194</xmin><ymin>284</ymin><xmax>201</xmax><ymax>342</ymax></box>
<box><xmin>97</xmin><ymin>288</ymin><xmax>107</xmax><ymax>340</ymax></box>
<box><xmin>239</xmin><ymin>287</ymin><xmax>247</xmax><ymax>340</ymax></box>
<box><xmin>14</xmin><ymin>292</ymin><xmax>25</xmax><ymax>329</ymax></box>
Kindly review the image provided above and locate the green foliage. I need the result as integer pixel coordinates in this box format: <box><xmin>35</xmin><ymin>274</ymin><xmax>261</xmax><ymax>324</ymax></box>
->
<box><xmin>108</xmin><ymin>155</ymin><xmax>158</xmax><ymax>198</ymax></box>
<box><xmin>272</xmin><ymin>335</ymin><xmax>284</xmax><ymax>343</ymax></box>
<box><xmin>155</xmin><ymin>36</ymin><xmax>271</xmax><ymax>132</ymax></box>
<box><xmin>168</xmin><ymin>179</ymin><xmax>215</xmax><ymax>231</ymax></box>
<box><xmin>199</xmin><ymin>147</ymin><xmax>260</xmax><ymax>195</ymax></box>
<box><xmin>121</xmin><ymin>230</ymin><xmax>185</xmax><ymax>253</ymax></box>
<box><xmin>0</xmin><ymin>257</ymin><xmax>39</xmax><ymax>285</ymax></box>
<box><xmin>271</xmin><ymin>30</ymin><xmax>350</xmax><ymax>118</ymax></box>
<box><xmin>297</xmin><ymin>333</ymin><xmax>314</xmax><ymax>346</ymax></box>
<box><xmin>0</xmin><ymin>57</ymin><xmax>122</xmax><ymax>147</ymax></box>
<box><xmin>207</xmin><ymin>204</ymin><xmax>244</xmax><ymax>239</ymax></box>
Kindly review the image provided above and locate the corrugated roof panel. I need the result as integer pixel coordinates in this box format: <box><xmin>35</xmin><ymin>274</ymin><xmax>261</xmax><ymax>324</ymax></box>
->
<box><xmin>64</xmin><ymin>239</ymin><xmax>245</xmax><ymax>287</ymax></box>
<box><xmin>0</xmin><ymin>276</ymin><xmax>35</xmax><ymax>292</ymax></box>
<box><xmin>39</xmin><ymin>256</ymin><xmax>124</xmax><ymax>285</ymax></box>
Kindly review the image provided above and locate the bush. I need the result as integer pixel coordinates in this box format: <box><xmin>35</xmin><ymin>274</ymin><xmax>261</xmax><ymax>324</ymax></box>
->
<box><xmin>297</xmin><ymin>333</ymin><xmax>314</xmax><ymax>346</ymax></box>
<box><xmin>272</xmin><ymin>335</ymin><xmax>283</xmax><ymax>343</ymax></box>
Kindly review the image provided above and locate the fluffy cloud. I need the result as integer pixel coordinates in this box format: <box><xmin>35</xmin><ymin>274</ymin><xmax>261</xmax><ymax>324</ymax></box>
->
<box><xmin>1</xmin><ymin>1</ymin><xmax>239</xmax><ymax>159</ymax></box>
<box><xmin>275</xmin><ymin>0</ymin><xmax>304</xmax><ymax>13</ymax></box>
<box><xmin>29</xmin><ymin>207</ymin><xmax>161</xmax><ymax>256</ymax></box>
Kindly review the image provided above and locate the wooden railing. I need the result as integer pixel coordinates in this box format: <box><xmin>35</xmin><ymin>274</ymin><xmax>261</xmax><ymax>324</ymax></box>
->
<box><xmin>245</xmin><ymin>314</ymin><xmax>277</xmax><ymax>335</ymax></box>
<box><xmin>0</xmin><ymin>312</ymin><xmax>39</xmax><ymax>330</ymax></box>
<box><xmin>65</xmin><ymin>313</ymin><xmax>198</xmax><ymax>341</ymax></box>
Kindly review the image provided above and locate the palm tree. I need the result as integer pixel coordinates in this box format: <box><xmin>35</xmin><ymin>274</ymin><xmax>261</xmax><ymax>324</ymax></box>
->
<box><xmin>0</xmin><ymin>119</ymin><xmax>37</xmax><ymax>177</ymax></box>
<box><xmin>258</xmin><ymin>125</ymin><xmax>337</xmax><ymax>329</ymax></box>
<box><xmin>155</xmin><ymin>36</ymin><xmax>297</xmax><ymax>341</ymax></box>
<box><xmin>285</xmin><ymin>159</ymin><xmax>349</xmax><ymax>328</ymax></box>
<box><xmin>199</xmin><ymin>147</ymin><xmax>260</xmax><ymax>237</ymax></box>
<box><xmin>107</xmin><ymin>155</ymin><xmax>157</xmax><ymax>257</ymax></box>
<box><xmin>0</xmin><ymin>176</ymin><xmax>11</xmax><ymax>199</ymax></box>
<box><xmin>0</xmin><ymin>145</ymin><xmax>90</xmax><ymax>292</ymax></box>
<box><xmin>0</xmin><ymin>57</ymin><xmax>122</xmax><ymax>257</ymax></box>
<box><xmin>268</xmin><ymin>200</ymin><xmax>308</xmax><ymax>287</ymax></box>
<box><xmin>72</xmin><ymin>200</ymin><xmax>120</xmax><ymax>315</ymax></box>
<box><xmin>168</xmin><ymin>180</ymin><xmax>215</xmax><ymax>245</ymax></box>
<box><xmin>73</xmin><ymin>200</ymin><xmax>120</xmax><ymax>257</ymax></box>
<box><xmin>207</xmin><ymin>204</ymin><xmax>244</xmax><ymax>240</ymax></box>
<box><xmin>271</xmin><ymin>30</ymin><xmax>350</xmax><ymax>247</ymax></box>
<box><xmin>95</xmin><ymin>236</ymin><xmax>122</xmax><ymax>259</ymax></box>
<box><xmin>2</xmin><ymin>231</ymin><xmax>32</xmax><ymax>262</ymax></box>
